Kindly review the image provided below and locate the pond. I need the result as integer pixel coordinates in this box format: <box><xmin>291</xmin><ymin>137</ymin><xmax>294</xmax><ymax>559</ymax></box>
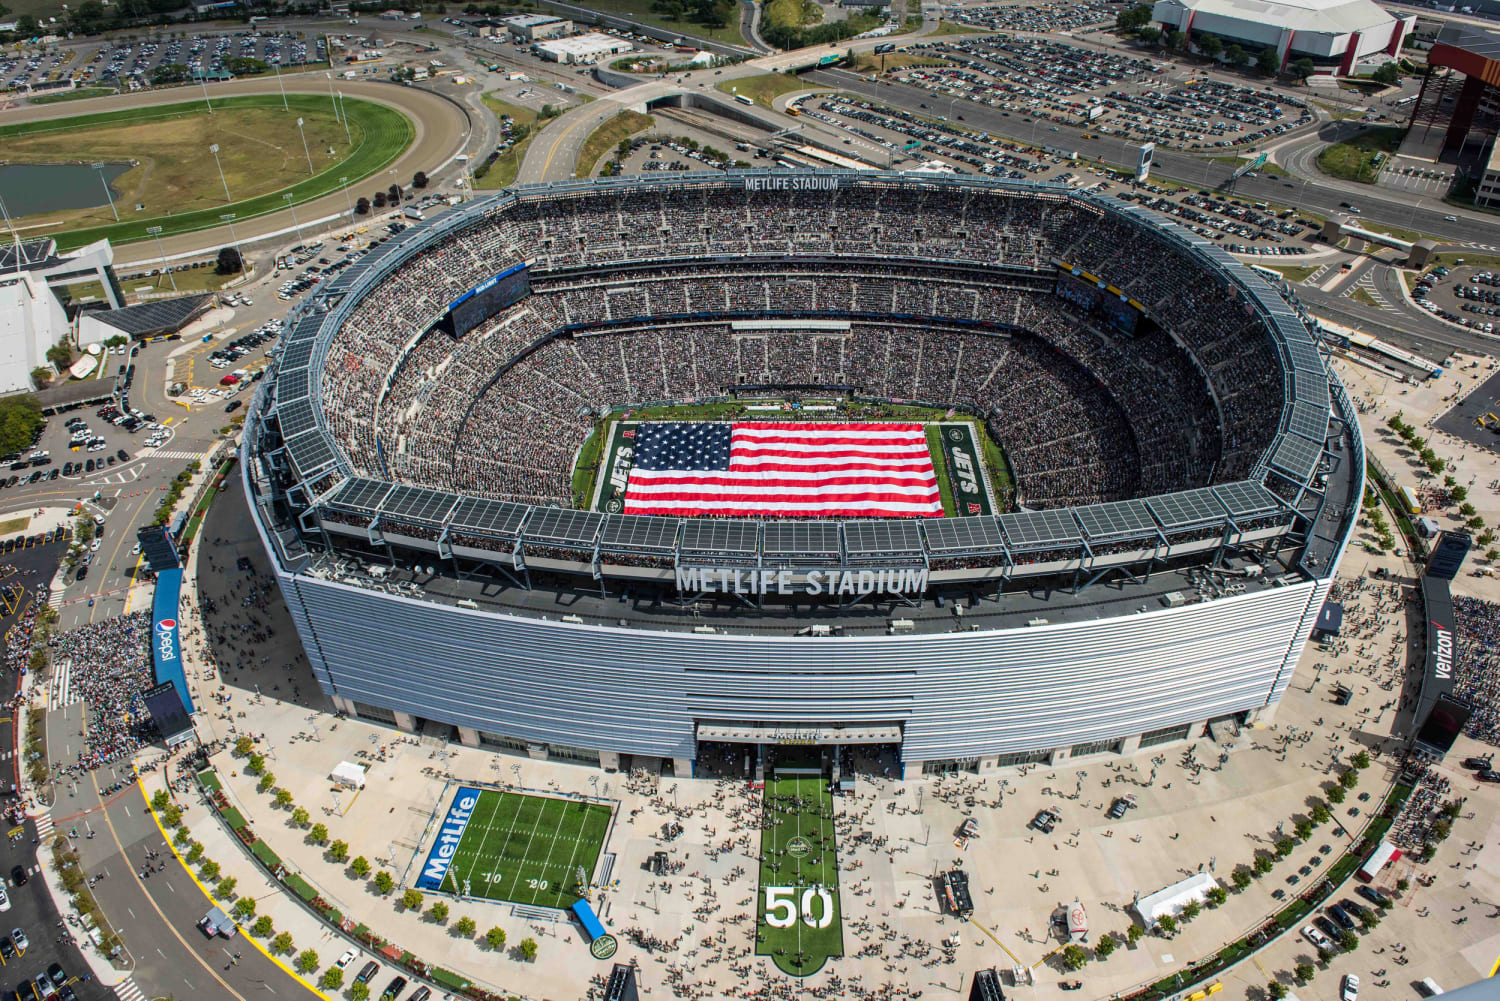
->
<box><xmin>0</xmin><ymin>161</ymin><xmax>132</xmax><ymax>217</ymax></box>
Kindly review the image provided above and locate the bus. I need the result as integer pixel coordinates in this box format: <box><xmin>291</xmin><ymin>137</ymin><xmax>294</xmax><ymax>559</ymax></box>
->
<box><xmin>874</xmin><ymin>43</ymin><xmax>896</xmax><ymax>53</ymax></box>
<box><xmin>1398</xmin><ymin>486</ymin><xmax>1421</xmax><ymax>516</ymax></box>
<box><xmin>733</xmin><ymin>93</ymin><xmax>754</xmax><ymax>106</ymax></box>
<box><xmin>249</xmin><ymin>15</ymin><xmax>267</xmax><ymax>26</ymax></box>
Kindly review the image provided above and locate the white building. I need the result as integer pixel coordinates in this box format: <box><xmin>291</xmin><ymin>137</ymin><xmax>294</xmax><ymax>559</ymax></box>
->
<box><xmin>1476</xmin><ymin>141</ymin><xmax>1500</xmax><ymax>210</ymax></box>
<box><xmin>502</xmin><ymin>13</ymin><xmax>572</xmax><ymax>40</ymax></box>
<box><xmin>532</xmin><ymin>32</ymin><xmax>633</xmax><ymax>65</ymax></box>
<box><xmin>1132</xmin><ymin>872</ymin><xmax>1221</xmax><ymax>927</ymax></box>
<box><xmin>1151</xmin><ymin>0</ymin><xmax>1413</xmax><ymax>75</ymax></box>
<box><xmin>0</xmin><ymin>271</ymin><xmax>68</xmax><ymax>396</ymax></box>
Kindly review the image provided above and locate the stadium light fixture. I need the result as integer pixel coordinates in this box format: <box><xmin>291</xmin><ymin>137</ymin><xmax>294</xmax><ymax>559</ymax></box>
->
<box><xmin>325</xmin><ymin>71</ymin><xmax>341</xmax><ymax>125</ymax></box>
<box><xmin>283</xmin><ymin>193</ymin><xmax>305</xmax><ymax>244</ymax></box>
<box><xmin>296</xmin><ymin>117</ymin><xmax>314</xmax><ymax>176</ymax></box>
<box><xmin>220</xmin><ymin>213</ymin><xmax>244</xmax><ymax>277</ymax></box>
<box><xmin>339</xmin><ymin>176</ymin><xmax>353</xmax><ymax>218</ymax></box>
<box><xmin>209</xmin><ymin>143</ymin><xmax>232</xmax><ymax>203</ymax></box>
<box><xmin>197</xmin><ymin>69</ymin><xmax>213</xmax><ymax>114</ymax></box>
<box><xmin>91</xmin><ymin>162</ymin><xmax>119</xmax><ymax>222</ymax></box>
<box><xmin>145</xmin><ymin>225</ymin><xmax>177</xmax><ymax>292</ymax></box>
<box><xmin>337</xmin><ymin>91</ymin><xmax>352</xmax><ymax>145</ymax></box>
<box><xmin>274</xmin><ymin>60</ymin><xmax>288</xmax><ymax>111</ymax></box>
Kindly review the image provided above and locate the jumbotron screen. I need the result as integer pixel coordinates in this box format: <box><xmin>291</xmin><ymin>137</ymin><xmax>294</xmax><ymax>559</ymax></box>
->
<box><xmin>447</xmin><ymin>264</ymin><xmax>531</xmax><ymax>337</ymax></box>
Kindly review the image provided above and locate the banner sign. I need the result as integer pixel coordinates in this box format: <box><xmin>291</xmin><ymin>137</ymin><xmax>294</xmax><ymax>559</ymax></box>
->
<box><xmin>151</xmin><ymin>568</ymin><xmax>194</xmax><ymax>714</ymax></box>
<box><xmin>416</xmin><ymin>786</ymin><xmax>482</xmax><ymax>890</ymax></box>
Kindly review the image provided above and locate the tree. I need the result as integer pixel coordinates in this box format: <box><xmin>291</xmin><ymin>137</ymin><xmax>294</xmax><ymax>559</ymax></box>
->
<box><xmin>375</xmin><ymin>870</ymin><xmax>395</xmax><ymax>895</ymax></box>
<box><xmin>356</xmin><ymin>196</ymin><xmax>371</xmax><ymax>215</ymax></box>
<box><xmin>257</xmin><ymin>773</ymin><xmax>275</xmax><ymax>794</ymax></box>
<box><xmin>1311</xmin><ymin>802</ymin><xmax>1331</xmax><ymax>825</ymax></box>
<box><xmin>1290</xmin><ymin>57</ymin><xmax>1315</xmax><ymax>81</ymax></box>
<box><xmin>1157</xmin><ymin>914</ymin><xmax>1178</xmax><ymax>936</ymax></box>
<box><xmin>1207</xmin><ymin>886</ymin><xmax>1228</xmax><ymax>906</ymax></box>
<box><xmin>1339</xmin><ymin>769</ymin><xmax>1359</xmax><ymax>789</ymax></box>
<box><xmin>1232</xmin><ymin>867</ymin><xmax>1252</xmax><ymax>890</ymax></box>
<box><xmin>274</xmin><ymin>787</ymin><xmax>295</xmax><ymax>809</ymax></box>
<box><xmin>402</xmin><ymin>888</ymin><xmax>424</xmax><ymax>910</ymax></box>
<box><xmin>412</xmin><ymin>171</ymin><xmax>428</xmax><ymax>189</ymax></box>
<box><xmin>273</xmin><ymin>931</ymin><xmax>294</xmax><ymax>955</ymax></box>
<box><xmin>234</xmin><ymin>897</ymin><xmax>257</xmax><ymax>920</ymax></box>
<box><xmin>296</xmin><ymin>949</ymin><xmax>319</xmax><ymax>974</ymax></box>
<box><xmin>1094</xmin><ymin>933</ymin><xmax>1117</xmax><ymax>959</ymax></box>
<box><xmin>1372</xmin><ymin>61</ymin><xmax>1400</xmax><ymax>85</ymax></box>
<box><xmin>519</xmin><ymin>937</ymin><xmax>539</xmax><ymax>961</ymax></box>
<box><xmin>1196</xmin><ymin>34</ymin><xmax>1223</xmax><ymax>61</ymax></box>
<box><xmin>292</xmin><ymin>807</ymin><xmax>310</xmax><ymax>827</ymax></box>
<box><xmin>1115</xmin><ymin>3</ymin><xmax>1151</xmax><ymax>30</ymax></box>
<box><xmin>175</xmin><ymin>826</ymin><xmax>192</xmax><ymax>845</ymax></box>
<box><xmin>1339</xmin><ymin>929</ymin><xmax>1359</xmax><ymax>952</ymax></box>
<box><xmin>253</xmin><ymin>915</ymin><xmax>274</xmax><ymax>937</ymax></box>
<box><xmin>487</xmin><ymin>926</ymin><xmax>507</xmax><ymax>950</ymax></box>
<box><xmin>1275</xmin><ymin>836</ymin><xmax>1295</xmax><ymax>857</ymax></box>
<box><xmin>186</xmin><ymin>842</ymin><xmax>205</xmax><ymax>864</ymax></box>
<box><xmin>30</xmin><ymin>368</ymin><xmax>50</xmax><ymax>389</ymax></box>
<box><xmin>1432</xmin><ymin>818</ymin><xmax>1452</xmax><ymax>841</ymax></box>
<box><xmin>319</xmin><ymin>967</ymin><xmax>344</xmax><ymax>990</ymax></box>
<box><xmin>1164</xmin><ymin>29</ymin><xmax>1185</xmax><ymax>52</ymax></box>
<box><xmin>1295</xmin><ymin>963</ymin><xmax>1315</xmax><ymax>984</ymax></box>
<box><xmin>1460</xmin><ymin>502</ymin><xmax>1478</xmax><ymax>517</ymax></box>
<box><xmin>1294</xmin><ymin>819</ymin><xmax>1313</xmax><ymax>841</ymax></box>
<box><xmin>1061</xmin><ymin>944</ymin><xmax>1088</xmax><ymax>970</ymax></box>
<box><xmin>1269</xmin><ymin>982</ymin><xmax>1288</xmax><ymax>1000</ymax></box>
<box><xmin>328</xmin><ymin>840</ymin><xmax>349</xmax><ymax>863</ymax></box>
<box><xmin>1451</xmin><ymin>485</ymin><xmax>1469</xmax><ymax>502</ymax></box>
<box><xmin>215</xmin><ymin>247</ymin><xmax>244</xmax><ymax>276</ymax></box>
<box><xmin>1226</xmin><ymin>43</ymin><xmax>1248</xmax><ymax>67</ymax></box>
<box><xmin>373</xmin><ymin>191</ymin><xmax>388</xmax><ymax>209</ymax></box>
<box><xmin>1359</xmin><ymin>908</ymin><xmax>1379</xmax><ymax>930</ymax></box>
<box><xmin>309</xmin><ymin>823</ymin><xmax>328</xmax><ymax>844</ymax></box>
<box><xmin>388</xmin><ymin>183</ymin><xmax>403</xmax><ymax>204</ymax></box>
<box><xmin>235</xmin><ymin>736</ymin><xmax>254</xmax><ymax>756</ymax></box>
<box><xmin>349</xmin><ymin>983</ymin><xmax>370</xmax><ymax>1001</ymax></box>
<box><xmin>215</xmin><ymin>876</ymin><xmax>237</xmax><ymax>899</ymax></box>
<box><xmin>1396</xmin><ymin>878</ymin><xmax>1410</xmax><ymax>892</ymax></box>
<box><xmin>351</xmin><ymin>856</ymin><xmax>371</xmax><ymax>878</ymax></box>
<box><xmin>429</xmin><ymin>900</ymin><xmax>450</xmax><ymax>922</ymax></box>
<box><xmin>1327</xmin><ymin>784</ymin><xmax>1346</xmax><ymax>804</ymax></box>
<box><xmin>1254</xmin><ymin>854</ymin><xmax>1274</xmax><ymax>875</ymax></box>
<box><xmin>1137</xmin><ymin>26</ymin><xmax>1159</xmax><ymax>44</ymax></box>
<box><xmin>1181</xmin><ymin>900</ymin><xmax>1202</xmax><ymax>921</ymax></box>
<box><xmin>1351</xmin><ymin>750</ymin><xmax>1370</xmax><ymax>770</ymax></box>
<box><xmin>1257</xmin><ymin>46</ymin><xmax>1280</xmax><ymax>75</ymax></box>
<box><xmin>45</xmin><ymin>343</ymin><xmax>73</xmax><ymax>370</ymax></box>
<box><xmin>456</xmin><ymin>915</ymin><xmax>477</xmax><ymax>937</ymax></box>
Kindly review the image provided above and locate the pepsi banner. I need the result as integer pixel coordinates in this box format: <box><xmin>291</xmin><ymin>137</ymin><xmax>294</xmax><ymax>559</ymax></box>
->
<box><xmin>152</xmin><ymin>568</ymin><xmax>194</xmax><ymax>714</ymax></box>
<box><xmin>416</xmin><ymin>786</ymin><xmax>482</xmax><ymax>891</ymax></box>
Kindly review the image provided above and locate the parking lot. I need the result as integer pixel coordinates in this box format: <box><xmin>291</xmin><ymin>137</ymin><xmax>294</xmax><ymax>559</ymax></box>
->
<box><xmin>1410</xmin><ymin>264</ymin><xmax>1500</xmax><ymax>336</ymax></box>
<box><xmin>0</xmin><ymin>49</ymin><xmax>78</xmax><ymax>92</ymax></box>
<box><xmin>891</xmin><ymin>35</ymin><xmax>1312</xmax><ymax>150</ymax></box>
<box><xmin>940</xmin><ymin>0</ymin><xmax>1119</xmax><ymax>34</ymax></box>
<box><xmin>1377</xmin><ymin>154</ymin><xmax>1458</xmax><ymax>195</ymax></box>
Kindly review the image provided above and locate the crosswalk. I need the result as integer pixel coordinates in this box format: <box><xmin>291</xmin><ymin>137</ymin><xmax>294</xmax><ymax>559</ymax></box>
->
<box><xmin>45</xmin><ymin>661</ymin><xmax>76</xmax><ymax>711</ymax></box>
<box><xmin>33</xmin><ymin>812</ymin><xmax>53</xmax><ymax>840</ymax></box>
<box><xmin>147</xmin><ymin>450</ymin><xmax>206</xmax><ymax>461</ymax></box>
<box><xmin>114</xmin><ymin>977</ymin><xmax>145</xmax><ymax>1001</ymax></box>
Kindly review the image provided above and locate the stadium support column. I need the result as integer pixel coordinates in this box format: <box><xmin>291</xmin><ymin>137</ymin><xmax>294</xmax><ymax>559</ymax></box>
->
<box><xmin>977</xmin><ymin>755</ymin><xmax>1000</xmax><ymax>775</ymax></box>
<box><xmin>393</xmin><ymin>709</ymin><xmax>417</xmax><ymax>732</ymax></box>
<box><xmin>457</xmin><ymin>726</ymin><xmax>480</xmax><ymax>748</ymax></box>
<box><xmin>1118</xmin><ymin>734</ymin><xmax>1142</xmax><ymax>756</ymax></box>
<box><xmin>672</xmin><ymin>756</ymin><xmax>694</xmax><ymax>778</ymax></box>
<box><xmin>598</xmin><ymin>750</ymin><xmax>620</xmax><ymax>770</ymax></box>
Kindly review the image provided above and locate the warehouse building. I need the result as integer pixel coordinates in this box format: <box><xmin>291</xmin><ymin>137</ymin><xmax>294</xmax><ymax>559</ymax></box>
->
<box><xmin>533</xmin><ymin>32</ymin><xmax>633</xmax><ymax>64</ymax></box>
<box><xmin>502</xmin><ymin>13</ymin><xmax>573</xmax><ymax>40</ymax></box>
<box><xmin>1152</xmin><ymin>0</ymin><xmax>1412</xmax><ymax>75</ymax></box>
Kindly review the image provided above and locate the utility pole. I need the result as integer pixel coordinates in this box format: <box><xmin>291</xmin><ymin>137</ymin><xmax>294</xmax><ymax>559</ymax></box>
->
<box><xmin>209</xmin><ymin>143</ymin><xmax>232</xmax><ymax>203</ymax></box>
<box><xmin>220</xmin><ymin>213</ymin><xmax>244</xmax><ymax>277</ymax></box>
<box><xmin>283</xmin><ymin>194</ymin><xmax>304</xmax><ymax>245</ymax></box>
<box><xmin>145</xmin><ymin>226</ymin><xmax>177</xmax><ymax>291</ymax></box>
<box><xmin>296</xmin><ymin>117</ymin><xmax>314</xmax><ymax>175</ymax></box>
<box><xmin>92</xmin><ymin>163</ymin><xmax>120</xmax><ymax>222</ymax></box>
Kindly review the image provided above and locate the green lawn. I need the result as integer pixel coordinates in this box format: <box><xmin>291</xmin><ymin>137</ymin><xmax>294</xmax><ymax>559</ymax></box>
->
<box><xmin>429</xmin><ymin>790</ymin><xmax>610</xmax><ymax>909</ymax></box>
<box><xmin>756</xmin><ymin>773</ymin><xmax>842</xmax><ymax>977</ymax></box>
<box><xmin>1264</xmin><ymin>264</ymin><xmax>1319</xmax><ymax>283</ymax></box>
<box><xmin>578</xmin><ymin>110</ymin><xmax>656</xmax><ymax>176</ymax></box>
<box><xmin>1316</xmin><ymin>126</ymin><xmax>1404</xmax><ymax>184</ymax></box>
<box><xmin>927</xmin><ymin>425</ymin><xmax>957</xmax><ymax>517</ymax></box>
<box><xmin>27</xmin><ymin>87</ymin><xmax>118</xmax><ymax>104</ymax></box>
<box><xmin>925</xmin><ymin>20</ymin><xmax>990</xmax><ymax>36</ymax></box>
<box><xmin>716</xmin><ymin>72</ymin><xmax>823</xmax><ymax>109</ymax></box>
<box><xmin>5</xmin><ymin>95</ymin><xmax>413</xmax><ymax>252</ymax></box>
<box><xmin>476</xmin><ymin>94</ymin><xmax>547</xmax><ymax>190</ymax></box>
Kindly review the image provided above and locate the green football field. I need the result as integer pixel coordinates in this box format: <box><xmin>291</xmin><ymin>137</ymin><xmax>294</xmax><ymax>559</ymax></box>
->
<box><xmin>434</xmin><ymin>790</ymin><xmax>611</xmax><ymax>909</ymax></box>
<box><xmin>755</xmin><ymin>774</ymin><xmax>844</xmax><ymax>976</ymax></box>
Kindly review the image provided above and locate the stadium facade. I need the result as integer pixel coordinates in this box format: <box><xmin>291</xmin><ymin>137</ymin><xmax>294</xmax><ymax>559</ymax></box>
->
<box><xmin>243</xmin><ymin>171</ymin><xmax>1363</xmax><ymax>777</ymax></box>
<box><xmin>1151</xmin><ymin>0</ymin><xmax>1412</xmax><ymax>74</ymax></box>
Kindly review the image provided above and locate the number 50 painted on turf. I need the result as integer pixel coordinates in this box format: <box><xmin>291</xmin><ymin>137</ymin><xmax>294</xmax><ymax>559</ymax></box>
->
<box><xmin>764</xmin><ymin>886</ymin><xmax>833</xmax><ymax>928</ymax></box>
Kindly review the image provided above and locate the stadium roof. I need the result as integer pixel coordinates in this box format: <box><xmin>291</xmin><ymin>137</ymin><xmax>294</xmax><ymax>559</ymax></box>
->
<box><xmin>86</xmin><ymin>293</ymin><xmax>212</xmax><ymax>337</ymax></box>
<box><xmin>1156</xmin><ymin>0</ymin><xmax>1395</xmax><ymax>34</ymax></box>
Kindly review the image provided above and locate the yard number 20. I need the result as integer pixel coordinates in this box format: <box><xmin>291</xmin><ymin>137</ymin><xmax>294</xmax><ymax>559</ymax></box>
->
<box><xmin>764</xmin><ymin>886</ymin><xmax>833</xmax><ymax>929</ymax></box>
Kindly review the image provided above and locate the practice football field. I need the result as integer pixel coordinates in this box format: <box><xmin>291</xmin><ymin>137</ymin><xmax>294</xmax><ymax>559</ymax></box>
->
<box><xmin>430</xmin><ymin>790</ymin><xmax>611</xmax><ymax>909</ymax></box>
<box><xmin>756</xmin><ymin>774</ymin><xmax>844</xmax><ymax>976</ymax></box>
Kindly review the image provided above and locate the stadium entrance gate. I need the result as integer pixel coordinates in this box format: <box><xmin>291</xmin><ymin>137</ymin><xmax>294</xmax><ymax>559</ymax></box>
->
<box><xmin>695</xmin><ymin>722</ymin><xmax>903</xmax><ymax>784</ymax></box>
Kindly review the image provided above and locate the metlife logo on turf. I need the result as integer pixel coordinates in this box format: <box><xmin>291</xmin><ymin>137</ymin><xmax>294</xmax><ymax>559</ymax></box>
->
<box><xmin>416</xmin><ymin>786</ymin><xmax>482</xmax><ymax>890</ymax></box>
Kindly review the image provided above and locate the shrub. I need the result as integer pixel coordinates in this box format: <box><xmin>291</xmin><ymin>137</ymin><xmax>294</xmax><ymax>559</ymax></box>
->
<box><xmin>487</xmin><ymin>926</ymin><xmax>507</xmax><ymax>950</ymax></box>
<box><xmin>402</xmin><ymin>888</ymin><xmax>424</xmax><ymax>910</ymax></box>
<box><xmin>295</xmin><ymin>949</ymin><xmax>319</xmax><ymax>974</ymax></box>
<box><xmin>455</xmin><ymin>916</ymin><xmax>476</xmax><ymax>937</ymax></box>
<box><xmin>308</xmin><ymin>823</ymin><xmax>328</xmax><ymax>845</ymax></box>
<box><xmin>329</xmin><ymin>840</ymin><xmax>349</xmax><ymax>864</ymax></box>
<box><xmin>375</xmin><ymin>871</ymin><xmax>395</xmax><ymax>895</ymax></box>
<box><xmin>351</xmin><ymin>856</ymin><xmax>371</xmax><ymax>878</ymax></box>
<box><xmin>253</xmin><ymin>915</ymin><xmax>274</xmax><ymax>937</ymax></box>
<box><xmin>319</xmin><ymin>967</ymin><xmax>344</xmax><ymax>990</ymax></box>
<box><xmin>273</xmin><ymin>931</ymin><xmax>294</xmax><ymax>955</ymax></box>
<box><xmin>518</xmin><ymin>937</ymin><xmax>538</xmax><ymax>961</ymax></box>
<box><xmin>429</xmin><ymin>901</ymin><xmax>449</xmax><ymax>922</ymax></box>
<box><xmin>1061</xmin><ymin>944</ymin><xmax>1088</xmax><ymax>970</ymax></box>
<box><xmin>292</xmin><ymin>807</ymin><xmax>310</xmax><ymax>827</ymax></box>
<box><xmin>1094</xmin><ymin>934</ymin><xmax>1116</xmax><ymax>959</ymax></box>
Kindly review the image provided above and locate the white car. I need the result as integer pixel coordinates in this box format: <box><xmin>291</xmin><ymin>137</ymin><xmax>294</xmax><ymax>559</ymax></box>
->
<box><xmin>1341</xmin><ymin>974</ymin><xmax>1359</xmax><ymax>1001</ymax></box>
<box><xmin>0</xmin><ymin>887</ymin><xmax>11</xmax><ymax>912</ymax></box>
<box><xmin>11</xmin><ymin>928</ymin><xmax>26</xmax><ymax>953</ymax></box>
<box><xmin>1300</xmin><ymin>924</ymin><xmax>1332</xmax><ymax>951</ymax></box>
<box><xmin>90</xmin><ymin>538</ymin><xmax>101</xmax><ymax>553</ymax></box>
<box><xmin>335</xmin><ymin>949</ymin><xmax>358</xmax><ymax>970</ymax></box>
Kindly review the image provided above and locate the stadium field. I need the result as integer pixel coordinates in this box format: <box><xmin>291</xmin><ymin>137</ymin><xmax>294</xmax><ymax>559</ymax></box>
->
<box><xmin>421</xmin><ymin>789</ymin><xmax>611</xmax><ymax>909</ymax></box>
<box><xmin>584</xmin><ymin>405</ymin><xmax>1010</xmax><ymax>517</ymax></box>
<box><xmin>756</xmin><ymin>773</ymin><xmax>843</xmax><ymax>976</ymax></box>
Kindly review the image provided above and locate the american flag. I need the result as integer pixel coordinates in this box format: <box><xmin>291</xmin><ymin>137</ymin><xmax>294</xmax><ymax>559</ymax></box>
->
<box><xmin>623</xmin><ymin>422</ymin><xmax>943</xmax><ymax>518</ymax></box>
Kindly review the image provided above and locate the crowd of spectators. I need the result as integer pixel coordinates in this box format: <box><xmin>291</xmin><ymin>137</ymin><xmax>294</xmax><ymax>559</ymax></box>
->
<box><xmin>308</xmin><ymin>181</ymin><xmax>1289</xmax><ymax>530</ymax></box>
<box><xmin>49</xmin><ymin>613</ymin><xmax>159</xmax><ymax>770</ymax></box>
<box><xmin>1452</xmin><ymin>595</ymin><xmax>1500</xmax><ymax>747</ymax></box>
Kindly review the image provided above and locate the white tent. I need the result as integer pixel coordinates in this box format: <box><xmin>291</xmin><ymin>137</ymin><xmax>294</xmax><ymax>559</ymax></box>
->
<box><xmin>331</xmin><ymin>761</ymin><xmax>366</xmax><ymax>789</ymax></box>
<box><xmin>1132</xmin><ymin>871</ymin><xmax>1219</xmax><ymax>926</ymax></box>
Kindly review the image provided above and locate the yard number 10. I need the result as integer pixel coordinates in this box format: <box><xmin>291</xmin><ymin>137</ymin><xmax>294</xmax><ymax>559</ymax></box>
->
<box><xmin>763</xmin><ymin>886</ymin><xmax>834</xmax><ymax>929</ymax></box>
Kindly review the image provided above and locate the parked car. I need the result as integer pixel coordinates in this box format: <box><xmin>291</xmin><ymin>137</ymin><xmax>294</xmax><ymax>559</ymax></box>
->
<box><xmin>356</xmin><ymin>961</ymin><xmax>379</xmax><ymax>985</ymax></box>
<box><xmin>1342</xmin><ymin>974</ymin><xmax>1359</xmax><ymax>1001</ymax></box>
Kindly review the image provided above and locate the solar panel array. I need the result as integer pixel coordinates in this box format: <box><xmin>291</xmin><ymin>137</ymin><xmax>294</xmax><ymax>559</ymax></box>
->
<box><xmin>254</xmin><ymin>171</ymin><xmax>1336</xmax><ymax>574</ymax></box>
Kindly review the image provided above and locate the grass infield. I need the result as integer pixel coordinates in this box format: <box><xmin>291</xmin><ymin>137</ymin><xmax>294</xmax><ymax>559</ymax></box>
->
<box><xmin>0</xmin><ymin>94</ymin><xmax>412</xmax><ymax>251</ymax></box>
<box><xmin>756</xmin><ymin>773</ymin><xmax>842</xmax><ymax>977</ymax></box>
<box><xmin>430</xmin><ymin>789</ymin><xmax>610</xmax><ymax>910</ymax></box>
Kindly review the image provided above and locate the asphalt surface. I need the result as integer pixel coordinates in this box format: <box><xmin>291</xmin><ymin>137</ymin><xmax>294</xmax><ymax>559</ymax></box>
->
<box><xmin>1434</xmin><ymin>366</ymin><xmax>1500</xmax><ymax>454</ymax></box>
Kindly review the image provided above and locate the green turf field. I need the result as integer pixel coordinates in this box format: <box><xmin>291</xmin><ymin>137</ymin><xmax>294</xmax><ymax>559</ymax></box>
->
<box><xmin>434</xmin><ymin>790</ymin><xmax>611</xmax><ymax>909</ymax></box>
<box><xmin>756</xmin><ymin>773</ymin><xmax>843</xmax><ymax>976</ymax></box>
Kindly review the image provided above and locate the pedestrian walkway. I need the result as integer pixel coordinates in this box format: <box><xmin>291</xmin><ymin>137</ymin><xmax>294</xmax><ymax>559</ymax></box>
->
<box><xmin>45</xmin><ymin>660</ymin><xmax>76</xmax><ymax>711</ymax></box>
<box><xmin>146</xmin><ymin>450</ymin><xmax>207</xmax><ymax>462</ymax></box>
<box><xmin>112</xmin><ymin>975</ymin><xmax>145</xmax><ymax>1001</ymax></box>
<box><xmin>33</xmin><ymin>811</ymin><xmax>53</xmax><ymax>840</ymax></box>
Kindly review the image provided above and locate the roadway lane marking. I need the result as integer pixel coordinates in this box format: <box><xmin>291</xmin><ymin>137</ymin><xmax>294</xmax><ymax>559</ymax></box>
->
<box><xmin>164</xmin><ymin>879</ymin><xmax>175</xmax><ymax>894</ymax></box>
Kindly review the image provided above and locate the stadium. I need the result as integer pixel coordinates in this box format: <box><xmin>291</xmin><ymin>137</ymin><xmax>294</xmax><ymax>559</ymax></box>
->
<box><xmin>242</xmin><ymin>170</ymin><xmax>1363</xmax><ymax>779</ymax></box>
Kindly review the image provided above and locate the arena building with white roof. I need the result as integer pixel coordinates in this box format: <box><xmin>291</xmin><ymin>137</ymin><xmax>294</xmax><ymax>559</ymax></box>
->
<box><xmin>242</xmin><ymin>171</ymin><xmax>1362</xmax><ymax>779</ymax></box>
<box><xmin>1152</xmin><ymin>0</ymin><xmax>1412</xmax><ymax>74</ymax></box>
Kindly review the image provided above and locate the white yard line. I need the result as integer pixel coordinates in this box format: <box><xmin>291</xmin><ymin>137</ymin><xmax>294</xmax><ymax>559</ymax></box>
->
<box><xmin>505</xmin><ymin>795</ymin><xmax>557</xmax><ymax>905</ymax></box>
<box><xmin>555</xmin><ymin>805</ymin><xmax>604</xmax><ymax>906</ymax></box>
<box><xmin>533</xmin><ymin>798</ymin><xmax>574</xmax><ymax>907</ymax></box>
<box><xmin>458</xmin><ymin>789</ymin><xmax>508</xmax><ymax>897</ymax></box>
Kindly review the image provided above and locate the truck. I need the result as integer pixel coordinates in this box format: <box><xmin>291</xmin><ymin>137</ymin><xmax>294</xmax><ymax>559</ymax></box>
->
<box><xmin>198</xmin><ymin>907</ymin><xmax>238</xmax><ymax>939</ymax></box>
<box><xmin>403</xmin><ymin>206</ymin><xmax>425</xmax><ymax>221</ymax></box>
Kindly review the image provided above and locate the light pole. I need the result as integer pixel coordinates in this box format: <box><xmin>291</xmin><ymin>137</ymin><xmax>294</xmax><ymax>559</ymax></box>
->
<box><xmin>337</xmin><ymin>91</ymin><xmax>352</xmax><ymax>144</ymax></box>
<box><xmin>91</xmin><ymin>162</ymin><xmax>119</xmax><ymax>222</ymax></box>
<box><xmin>197</xmin><ymin>70</ymin><xmax>213</xmax><ymax>113</ymax></box>
<box><xmin>296</xmin><ymin>117</ymin><xmax>314</xmax><ymax>175</ymax></box>
<box><xmin>145</xmin><ymin>226</ymin><xmax>177</xmax><ymax>291</ymax></box>
<box><xmin>339</xmin><ymin>175</ymin><xmax>354</xmax><ymax>219</ymax></box>
<box><xmin>274</xmin><ymin>61</ymin><xmax>288</xmax><ymax>111</ymax></box>
<box><xmin>209</xmin><ymin>143</ymin><xmax>232</xmax><ymax>203</ymax></box>
<box><xmin>220</xmin><ymin>213</ymin><xmax>244</xmax><ymax>276</ymax></box>
<box><xmin>325</xmin><ymin>71</ymin><xmax>341</xmax><ymax>124</ymax></box>
<box><xmin>283</xmin><ymin>193</ymin><xmax>304</xmax><ymax>244</ymax></box>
